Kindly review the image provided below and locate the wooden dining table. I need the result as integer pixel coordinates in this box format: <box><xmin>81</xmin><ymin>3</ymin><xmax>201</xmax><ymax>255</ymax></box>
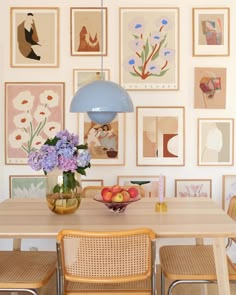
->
<box><xmin>0</xmin><ymin>197</ymin><xmax>235</xmax><ymax>295</ymax></box>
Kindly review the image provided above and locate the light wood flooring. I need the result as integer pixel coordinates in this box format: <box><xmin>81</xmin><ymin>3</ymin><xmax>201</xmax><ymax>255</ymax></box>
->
<box><xmin>2</xmin><ymin>266</ymin><xmax>236</xmax><ymax>295</ymax></box>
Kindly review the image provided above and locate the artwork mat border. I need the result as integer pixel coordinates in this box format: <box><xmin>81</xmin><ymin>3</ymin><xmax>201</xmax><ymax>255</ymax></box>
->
<box><xmin>136</xmin><ymin>106</ymin><xmax>185</xmax><ymax>166</ymax></box>
<box><xmin>222</xmin><ymin>174</ymin><xmax>236</xmax><ymax>210</ymax></box>
<box><xmin>9</xmin><ymin>174</ymin><xmax>47</xmax><ymax>198</ymax></box>
<box><xmin>175</xmin><ymin>178</ymin><xmax>212</xmax><ymax>198</ymax></box>
<box><xmin>192</xmin><ymin>7</ymin><xmax>230</xmax><ymax>57</ymax></box>
<box><xmin>5</xmin><ymin>81</ymin><xmax>65</xmax><ymax>165</ymax></box>
<box><xmin>80</xmin><ymin>179</ymin><xmax>104</xmax><ymax>189</ymax></box>
<box><xmin>117</xmin><ymin>175</ymin><xmax>166</xmax><ymax>198</ymax></box>
<box><xmin>119</xmin><ymin>7</ymin><xmax>179</xmax><ymax>90</ymax></box>
<box><xmin>77</xmin><ymin>113</ymin><xmax>126</xmax><ymax>166</ymax></box>
<box><xmin>73</xmin><ymin>68</ymin><xmax>110</xmax><ymax>94</ymax></box>
<box><xmin>197</xmin><ymin>118</ymin><xmax>234</xmax><ymax>166</ymax></box>
<box><xmin>70</xmin><ymin>7</ymin><xmax>108</xmax><ymax>56</ymax></box>
<box><xmin>10</xmin><ymin>6</ymin><xmax>60</xmax><ymax>68</ymax></box>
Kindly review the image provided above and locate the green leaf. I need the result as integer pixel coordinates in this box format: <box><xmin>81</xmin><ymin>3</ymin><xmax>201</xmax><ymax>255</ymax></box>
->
<box><xmin>144</xmin><ymin>39</ymin><xmax>149</xmax><ymax>60</ymax></box>
<box><xmin>150</xmin><ymin>69</ymin><xmax>169</xmax><ymax>77</ymax></box>
<box><xmin>132</xmin><ymin>34</ymin><xmax>139</xmax><ymax>39</ymax></box>
<box><xmin>129</xmin><ymin>72</ymin><xmax>139</xmax><ymax>77</ymax></box>
<box><xmin>141</xmin><ymin>51</ymin><xmax>145</xmax><ymax>64</ymax></box>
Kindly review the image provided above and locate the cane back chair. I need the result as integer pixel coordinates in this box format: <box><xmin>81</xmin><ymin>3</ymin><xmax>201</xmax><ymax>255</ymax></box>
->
<box><xmin>159</xmin><ymin>196</ymin><xmax>236</xmax><ymax>295</ymax></box>
<box><xmin>56</xmin><ymin>228</ymin><xmax>157</xmax><ymax>294</ymax></box>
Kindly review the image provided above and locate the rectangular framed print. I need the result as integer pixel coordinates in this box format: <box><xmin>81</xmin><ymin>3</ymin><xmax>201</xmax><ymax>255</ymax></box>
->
<box><xmin>198</xmin><ymin>118</ymin><xmax>234</xmax><ymax>166</ymax></box>
<box><xmin>80</xmin><ymin>179</ymin><xmax>104</xmax><ymax>189</ymax></box>
<box><xmin>193</xmin><ymin>7</ymin><xmax>230</xmax><ymax>56</ymax></box>
<box><xmin>9</xmin><ymin>175</ymin><xmax>46</xmax><ymax>198</ymax></box>
<box><xmin>73</xmin><ymin>69</ymin><xmax>110</xmax><ymax>94</ymax></box>
<box><xmin>71</xmin><ymin>7</ymin><xmax>107</xmax><ymax>56</ymax></box>
<box><xmin>175</xmin><ymin>179</ymin><xmax>212</xmax><ymax>198</ymax></box>
<box><xmin>117</xmin><ymin>175</ymin><xmax>165</xmax><ymax>198</ymax></box>
<box><xmin>136</xmin><ymin>106</ymin><xmax>185</xmax><ymax>166</ymax></box>
<box><xmin>5</xmin><ymin>82</ymin><xmax>65</xmax><ymax>164</ymax></box>
<box><xmin>11</xmin><ymin>7</ymin><xmax>59</xmax><ymax>67</ymax></box>
<box><xmin>222</xmin><ymin>175</ymin><xmax>236</xmax><ymax>210</ymax></box>
<box><xmin>120</xmin><ymin>7</ymin><xmax>179</xmax><ymax>90</ymax></box>
<box><xmin>78</xmin><ymin>113</ymin><xmax>125</xmax><ymax>166</ymax></box>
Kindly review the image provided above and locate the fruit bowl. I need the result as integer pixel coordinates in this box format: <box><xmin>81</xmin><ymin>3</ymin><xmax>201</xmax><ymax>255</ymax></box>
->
<box><xmin>93</xmin><ymin>196</ymin><xmax>141</xmax><ymax>213</ymax></box>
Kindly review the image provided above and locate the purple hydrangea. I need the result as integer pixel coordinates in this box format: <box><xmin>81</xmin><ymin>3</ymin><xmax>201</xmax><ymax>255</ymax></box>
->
<box><xmin>77</xmin><ymin>150</ymin><xmax>91</xmax><ymax>167</ymax></box>
<box><xmin>58</xmin><ymin>155</ymin><xmax>78</xmax><ymax>172</ymax></box>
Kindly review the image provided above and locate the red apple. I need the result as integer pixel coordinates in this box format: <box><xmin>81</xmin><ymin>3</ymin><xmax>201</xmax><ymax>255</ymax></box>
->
<box><xmin>101</xmin><ymin>187</ymin><xmax>111</xmax><ymax>197</ymax></box>
<box><xmin>128</xmin><ymin>187</ymin><xmax>139</xmax><ymax>198</ymax></box>
<box><xmin>110</xmin><ymin>185</ymin><xmax>122</xmax><ymax>194</ymax></box>
<box><xmin>101</xmin><ymin>189</ymin><xmax>113</xmax><ymax>203</ymax></box>
<box><xmin>121</xmin><ymin>190</ymin><xmax>130</xmax><ymax>202</ymax></box>
<box><xmin>112</xmin><ymin>192</ymin><xmax>124</xmax><ymax>202</ymax></box>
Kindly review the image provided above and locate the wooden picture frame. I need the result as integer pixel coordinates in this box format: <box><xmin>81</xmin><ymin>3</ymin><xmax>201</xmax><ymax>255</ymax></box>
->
<box><xmin>5</xmin><ymin>82</ymin><xmax>65</xmax><ymax>164</ymax></box>
<box><xmin>9</xmin><ymin>175</ymin><xmax>46</xmax><ymax>198</ymax></box>
<box><xmin>193</xmin><ymin>7</ymin><xmax>230</xmax><ymax>56</ymax></box>
<box><xmin>78</xmin><ymin>113</ymin><xmax>125</xmax><ymax>166</ymax></box>
<box><xmin>175</xmin><ymin>179</ymin><xmax>212</xmax><ymax>198</ymax></box>
<box><xmin>120</xmin><ymin>7</ymin><xmax>179</xmax><ymax>90</ymax></box>
<box><xmin>222</xmin><ymin>175</ymin><xmax>236</xmax><ymax>210</ymax></box>
<box><xmin>70</xmin><ymin>7</ymin><xmax>107</xmax><ymax>56</ymax></box>
<box><xmin>117</xmin><ymin>175</ymin><xmax>165</xmax><ymax>198</ymax></box>
<box><xmin>80</xmin><ymin>179</ymin><xmax>104</xmax><ymax>189</ymax></box>
<box><xmin>194</xmin><ymin>67</ymin><xmax>226</xmax><ymax>109</ymax></box>
<box><xmin>73</xmin><ymin>69</ymin><xmax>110</xmax><ymax>94</ymax></box>
<box><xmin>10</xmin><ymin>7</ymin><xmax>59</xmax><ymax>67</ymax></box>
<box><xmin>136</xmin><ymin>106</ymin><xmax>185</xmax><ymax>166</ymax></box>
<box><xmin>198</xmin><ymin>118</ymin><xmax>234</xmax><ymax>166</ymax></box>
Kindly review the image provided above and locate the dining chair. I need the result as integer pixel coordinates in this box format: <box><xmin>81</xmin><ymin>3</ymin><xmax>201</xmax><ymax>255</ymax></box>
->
<box><xmin>81</xmin><ymin>185</ymin><xmax>145</xmax><ymax>198</ymax></box>
<box><xmin>56</xmin><ymin>228</ymin><xmax>157</xmax><ymax>295</ymax></box>
<box><xmin>159</xmin><ymin>196</ymin><xmax>236</xmax><ymax>295</ymax></box>
<box><xmin>0</xmin><ymin>250</ymin><xmax>57</xmax><ymax>294</ymax></box>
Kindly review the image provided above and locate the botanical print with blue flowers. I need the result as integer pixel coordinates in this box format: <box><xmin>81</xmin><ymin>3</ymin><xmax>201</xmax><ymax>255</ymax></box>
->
<box><xmin>120</xmin><ymin>8</ymin><xmax>178</xmax><ymax>90</ymax></box>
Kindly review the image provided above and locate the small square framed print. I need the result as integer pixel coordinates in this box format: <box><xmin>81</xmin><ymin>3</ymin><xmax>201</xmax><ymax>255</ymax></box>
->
<box><xmin>175</xmin><ymin>179</ymin><xmax>212</xmax><ymax>198</ymax></box>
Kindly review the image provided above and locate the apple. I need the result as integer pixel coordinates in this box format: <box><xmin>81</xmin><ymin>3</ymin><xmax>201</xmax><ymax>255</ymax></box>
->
<box><xmin>111</xmin><ymin>185</ymin><xmax>122</xmax><ymax>194</ymax></box>
<box><xmin>121</xmin><ymin>190</ymin><xmax>130</xmax><ymax>202</ymax></box>
<box><xmin>101</xmin><ymin>189</ymin><xmax>113</xmax><ymax>203</ymax></box>
<box><xmin>101</xmin><ymin>187</ymin><xmax>111</xmax><ymax>197</ymax></box>
<box><xmin>112</xmin><ymin>192</ymin><xmax>124</xmax><ymax>202</ymax></box>
<box><xmin>128</xmin><ymin>187</ymin><xmax>139</xmax><ymax>198</ymax></box>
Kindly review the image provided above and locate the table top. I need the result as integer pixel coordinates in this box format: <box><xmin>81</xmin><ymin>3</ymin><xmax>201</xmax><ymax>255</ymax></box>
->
<box><xmin>0</xmin><ymin>197</ymin><xmax>235</xmax><ymax>239</ymax></box>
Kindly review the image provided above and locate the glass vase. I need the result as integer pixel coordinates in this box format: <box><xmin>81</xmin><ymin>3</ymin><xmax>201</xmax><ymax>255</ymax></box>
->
<box><xmin>46</xmin><ymin>169</ymin><xmax>81</xmax><ymax>214</ymax></box>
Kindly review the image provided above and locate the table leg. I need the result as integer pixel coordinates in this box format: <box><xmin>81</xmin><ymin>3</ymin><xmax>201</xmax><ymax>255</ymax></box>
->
<box><xmin>213</xmin><ymin>237</ymin><xmax>230</xmax><ymax>295</ymax></box>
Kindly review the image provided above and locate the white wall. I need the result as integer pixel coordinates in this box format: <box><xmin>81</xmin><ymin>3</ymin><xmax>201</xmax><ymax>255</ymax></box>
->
<box><xmin>1</xmin><ymin>0</ymin><xmax>236</xmax><ymax>255</ymax></box>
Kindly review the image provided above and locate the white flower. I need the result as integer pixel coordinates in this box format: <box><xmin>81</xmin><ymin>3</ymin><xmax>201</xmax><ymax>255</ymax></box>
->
<box><xmin>13</xmin><ymin>91</ymin><xmax>34</xmax><ymax>111</ymax></box>
<box><xmin>129</xmin><ymin>38</ymin><xmax>145</xmax><ymax>52</ymax></box>
<box><xmin>13</xmin><ymin>112</ymin><xmax>32</xmax><ymax>128</ymax></box>
<box><xmin>34</xmin><ymin>105</ymin><xmax>51</xmax><ymax>122</ymax></box>
<box><xmin>43</xmin><ymin>121</ymin><xmax>61</xmax><ymax>138</ymax></box>
<box><xmin>31</xmin><ymin>135</ymin><xmax>45</xmax><ymax>150</ymax></box>
<box><xmin>150</xmin><ymin>31</ymin><xmax>164</xmax><ymax>46</ymax></box>
<box><xmin>9</xmin><ymin>129</ymin><xmax>29</xmax><ymax>148</ymax></box>
<box><xmin>39</xmin><ymin>90</ymin><xmax>59</xmax><ymax>108</ymax></box>
<box><xmin>128</xmin><ymin>17</ymin><xmax>146</xmax><ymax>35</ymax></box>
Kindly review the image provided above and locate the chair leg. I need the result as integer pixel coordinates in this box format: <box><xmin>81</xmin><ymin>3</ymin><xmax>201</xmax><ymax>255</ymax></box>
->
<box><xmin>161</xmin><ymin>270</ymin><xmax>165</xmax><ymax>295</ymax></box>
<box><xmin>0</xmin><ymin>289</ymin><xmax>38</xmax><ymax>295</ymax></box>
<box><xmin>167</xmin><ymin>280</ymin><xmax>214</xmax><ymax>295</ymax></box>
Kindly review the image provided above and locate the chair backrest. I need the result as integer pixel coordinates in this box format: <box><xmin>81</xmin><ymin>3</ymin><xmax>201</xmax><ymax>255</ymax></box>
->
<box><xmin>56</xmin><ymin>228</ymin><xmax>156</xmax><ymax>284</ymax></box>
<box><xmin>81</xmin><ymin>185</ymin><xmax>145</xmax><ymax>198</ymax></box>
<box><xmin>227</xmin><ymin>196</ymin><xmax>236</xmax><ymax>244</ymax></box>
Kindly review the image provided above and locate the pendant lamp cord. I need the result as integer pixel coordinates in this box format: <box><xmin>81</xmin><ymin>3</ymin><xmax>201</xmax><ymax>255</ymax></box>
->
<box><xmin>100</xmin><ymin>0</ymin><xmax>104</xmax><ymax>80</ymax></box>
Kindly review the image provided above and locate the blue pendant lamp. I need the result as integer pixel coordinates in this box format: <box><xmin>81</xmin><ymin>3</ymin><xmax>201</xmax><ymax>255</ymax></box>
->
<box><xmin>70</xmin><ymin>0</ymin><xmax>134</xmax><ymax>124</ymax></box>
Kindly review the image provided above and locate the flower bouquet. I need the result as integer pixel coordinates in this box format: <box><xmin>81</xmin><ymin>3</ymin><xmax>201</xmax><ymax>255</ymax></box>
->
<box><xmin>28</xmin><ymin>129</ymin><xmax>91</xmax><ymax>214</ymax></box>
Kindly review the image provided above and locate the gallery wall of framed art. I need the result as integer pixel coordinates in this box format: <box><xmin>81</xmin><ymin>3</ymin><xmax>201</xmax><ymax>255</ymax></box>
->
<box><xmin>1</xmin><ymin>0</ymin><xmax>236</xmax><ymax>215</ymax></box>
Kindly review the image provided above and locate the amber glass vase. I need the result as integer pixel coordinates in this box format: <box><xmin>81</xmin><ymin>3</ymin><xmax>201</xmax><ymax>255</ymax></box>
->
<box><xmin>46</xmin><ymin>169</ymin><xmax>81</xmax><ymax>214</ymax></box>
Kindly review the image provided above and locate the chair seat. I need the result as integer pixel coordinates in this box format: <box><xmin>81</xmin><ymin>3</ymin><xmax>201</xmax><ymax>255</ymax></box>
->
<box><xmin>65</xmin><ymin>278</ymin><xmax>151</xmax><ymax>293</ymax></box>
<box><xmin>159</xmin><ymin>245</ymin><xmax>236</xmax><ymax>281</ymax></box>
<box><xmin>0</xmin><ymin>251</ymin><xmax>57</xmax><ymax>289</ymax></box>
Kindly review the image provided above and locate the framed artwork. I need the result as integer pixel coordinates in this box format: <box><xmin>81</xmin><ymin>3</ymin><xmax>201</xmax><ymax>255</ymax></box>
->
<box><xmin>80</xmin><ymin>179</ymin><xmax>104</xmax><ymax>189</ymax></box>
<box><xmin>78</xmin><ymin>113</ymin><xmax>125</xmax><ymax>166</ymax></box>
<box><xmin>10</xmin><ymin>7</ymin><xmax>59</xmax><ymax>67</ymax></box>
<box><xmin>222</xmin><ymin>175</ymin><xmax>236</xmax><ymax>210</ymax></box>
<box><xmin>70</xmin><ymin>7</ymin><xmax>107</xmax><ymax>56</ymax></box>
<box><xmin>193</xmin><ymin>7</ymin><xmax>230</xmax><ymax>56</ymax></box>
<box><xmin>120</xmin><ymin>7</ymin><xmax>179</xmax><ymax>90</ymax></box>
<box><xmin>198</xmin><ymin>118</ymin><xmax>234</xmax><ymax>166</ymax></box>
<box><xmin>194</xmin><ymin>67</ymin><xmax>226</xmax><ymax>109</ymax></box>
<box><xmin>9</xmin><ymin>175</ymin><xmax>46</xmax><ymax>198</ymax></box>
<box><xmin>73</xmin><ymin>69</ymin><xmax>110</xmax><ymax>94</ymax></box>
<box><xmin>5</xmin><ymin>82</ymin><xmax>65</xmax><ymax>164</ymax></box>
<box><xmin>117</xmin><ymin>175</ymin><xmax>165</xmax><ymax>198</ymax></box>
<box><xmin>175</xmin><ymin>179</ymin><xmax>212</xmax><ymax>198</ymax></box>
<box><xmin>136</xmin><ymin>107</ymin><xmax>185</xmax><ymax>166</ymax></box>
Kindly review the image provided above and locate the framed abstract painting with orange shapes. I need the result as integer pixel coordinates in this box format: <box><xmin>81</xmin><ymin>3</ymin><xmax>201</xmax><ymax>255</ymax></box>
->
<box><xmin>70</xmin><ymin>7</ymin><xmax>107</xmax><ymax>56</ymax></box>
<box><xmin>136</xmin><ymin>106</ymin><xmax>185</xmax><ymax>166</ymax></box>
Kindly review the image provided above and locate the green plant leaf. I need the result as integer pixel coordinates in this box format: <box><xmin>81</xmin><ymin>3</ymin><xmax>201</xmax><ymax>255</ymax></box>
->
<box><xmin>150</xmin><ymin>69</ymin><xmax>169</xmax><ymax>77</ymax></box>
<box><xmin>129</xmin><ymin>72</ymin><xmax>139</xmax><ymax>77</ymax></box>
<box><xmin>144</xmin><ymin>38</ymin><xmax>149</xmax><ymax>60</ymax></box>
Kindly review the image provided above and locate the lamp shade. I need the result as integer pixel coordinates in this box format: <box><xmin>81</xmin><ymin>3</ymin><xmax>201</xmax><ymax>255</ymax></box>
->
<box><xmin>70</xmin><ymin>80</ymin><xmax>134</xmax><ymax>124</ymax></box>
